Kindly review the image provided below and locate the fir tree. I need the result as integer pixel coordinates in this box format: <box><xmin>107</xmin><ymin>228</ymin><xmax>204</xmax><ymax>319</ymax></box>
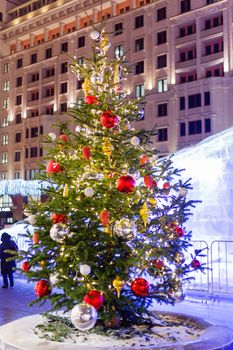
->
<box><xmin>19</xmin><ymin>28</ymin><xmax>204</xmax><ymax>330</ymax></box>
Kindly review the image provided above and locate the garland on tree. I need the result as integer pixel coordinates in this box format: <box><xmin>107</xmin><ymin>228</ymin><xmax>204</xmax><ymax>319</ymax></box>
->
<box><xmin>17</xmin><ymin>27</ymin><xmax>205</xmax><ymax>332</ymax></box>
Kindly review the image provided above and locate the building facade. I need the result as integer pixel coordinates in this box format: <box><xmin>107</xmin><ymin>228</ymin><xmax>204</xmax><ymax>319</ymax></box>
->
<box><xmin>0</xmin><ymin>0</ymin><xmax>232</xmax><ymax>224</ymax></box>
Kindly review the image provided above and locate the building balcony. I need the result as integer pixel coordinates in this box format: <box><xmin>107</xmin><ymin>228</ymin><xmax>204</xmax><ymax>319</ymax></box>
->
<box><xmin>42</xmin><ymin>76</ymin><xmax>55</xmax><ymax>84</ymax></box>
<box><xmin>27</xmin><ymin>80</ymin><xmax>40</xmax><ymax>89</ymax></box>
<box><xmin>176</xmin><ymin>58</ymin><xmax>197</xmax><ymax>70</ymax></box>
<box><xmin>201</xmin><ymin>51</ymin><xmax>223</xmax><ymax>64</ymax></box>
<box><xmin>200</xmin><ymin>25</ymin><xmax>223</xmax><ymax>39</ymax></box>
<box><xmin>41</xmin><ymin>96</ymin><xmax>55</xmax><ymax>104</ymax></box>
<box><xmin>27</xmin><ymin>99</ymin><xmax>39</xmax><ymax>107</ymax></box>
<box><xmin>175</xmin><ymin>33</ymin><xmax>196</xmax><ymax>47</ymax></box>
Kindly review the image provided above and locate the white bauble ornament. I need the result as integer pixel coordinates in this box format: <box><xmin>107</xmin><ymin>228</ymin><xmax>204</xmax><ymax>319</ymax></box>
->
<box><xmin>179</xmin><ymin>187</ymin><xmax>188</xmax><ymax>197</ymax></box>
<box><xmin>130</xmin><ymin>136</ymin><xmax>140</xmax><ymax>146</ymax></box>
<box><xmin>80</xmin><ymin>264</ymin><xmax>91</xmax><ymax>276</ymax></box>
<box><xmin>90</xmin><ymin>30</ymin><xmax>100</xmax><ymax>41</ymax></box>
<box><xmin>50</xmin><ymin>223</ymin><xmax>69</xmax><ymax>242</ymax></box>
<box><xmin>49</xmin><ymin>272</ymin><xmax>59</xmax><ymax>286</ymax></box>
<box><xmin>84</xmin><ymin>187</ymin><xmax>94</xmax><ymax>197</ymax></box>
<box><xmin>27</xmin><ymin>215</ymin><xmax>37</xmax><ymax>225</ymax></box>
<box><xmin>114</xmin><ymin>218</ymin><xmax>136</xmax><ymax>240</ymax></box>
<box><xmin>71</xmin><ymin>303</ymin><xmax>98</xmax><ymax>331</ymax></box>
<box><xmin>90</xmin><ymin>74</ymin><xmax>103</xmax><ymax>84</ymax></box>
<box><xmin>171</xmin><ymin>288</ymin><xmax>186</xmax><ymax>303</ymax></box>
<box><xmin>23</xmin><ymin>208</ymin><xmax>32</xmax><ymax>217</ymax></box>
<box><xmin>48</xmin><ymin>132</ymin><xmax>56</xmax><ymax>141</ymax></box>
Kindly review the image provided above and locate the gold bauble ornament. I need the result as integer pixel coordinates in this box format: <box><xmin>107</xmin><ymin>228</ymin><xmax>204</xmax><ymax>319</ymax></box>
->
<box><xmin>149</xmin><ymin>197</ymin><xmax>157</xmax><ymax>207</ymax></box>
<box><xmin>82</xmin><ymin>77</ymin><xmax>91</xmax><ymax>96</ymax></box>
<box><xmin>63</xmin><ymin>183</ymin><xmax>69</xmax><ymax>197</ymax></box>
<box><xmin>102</xmin><ymin>138</ymin><xmax>113</xmax><ymax>162</ymax></box>
<box><xmin>113</xmin><ymin>276</ymin><xmax>124</xmax><ymax>298</ymax></box>
<box><xmin>139</xmin><ymin>202</ymin><xmax>150</xmax><ymax>227</ymax></box>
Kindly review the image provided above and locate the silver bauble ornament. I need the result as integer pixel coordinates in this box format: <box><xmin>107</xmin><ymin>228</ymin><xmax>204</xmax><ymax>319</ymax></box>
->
<box><xmin>174</xmin><ymin>252</ymin><xmax>186</xmax><ymax>264</ymax></box>
<box><xmin>84</xmin><ymin>187</ymin><xmax>94</xmax><ymax>197</ymax></box>
<box><xmin>27</xmin><ymin>214</ymin><xmax>37</xmax><ymax>225</ymax></box>
<box><xmin>171</xmin><ymin>288</ymin><xmax>186</xmax><ymax>303</ymax></box>
<box><xmin>49</xmin><ymin>272</ymin><xmax>59</xmax><ymax>286</ymax></box>
<box><xmin>179</xmin><ymin>187</ymin><xmax>188</xmax><ymax>197</ymax></box>
<box><xmin>71</xmin><ymin>303</ymin><xmax>98</xmax><ymax>331</ymax></box>
<box><xmin>114</xmin><ymin>218</ymin><xmax>136</xmax><ymax>240</ymax></box>
<box><xmin>130</xmin><ymin>136</ymin><xmax>140</xmax><ymax>146</ymax></box>
<box><xmin>80</xmin><ymin>264</ymin><xmax>91</xmax><ymax>276</ymax></box>
<box><xmin>90</xmin><ymin>30</ymin><xmax>100</xmax><ymax>40</ymax></box>
<box><xmin>50</xmin><ymin>223</ymin><xmax>69</xmax><ymax>242</ymax></box>
<box><xmin>90</xmin><ymin>74</ymin><xmax>103</xmax><ymax>84</ymax></box>
<box><xmin>48</xmin><ymin>132</ymin><xmax>56</xmax><ymax>141</ymax></box>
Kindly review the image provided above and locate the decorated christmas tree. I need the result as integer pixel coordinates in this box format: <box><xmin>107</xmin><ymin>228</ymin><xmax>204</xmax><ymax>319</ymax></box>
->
<box><xmin>19</xmin><ymin>28</ymin><xmax>204</xmax><ymax>332</ymax></box>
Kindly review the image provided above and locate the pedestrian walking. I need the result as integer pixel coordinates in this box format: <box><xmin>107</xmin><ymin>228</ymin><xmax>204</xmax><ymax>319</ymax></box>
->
<box><xmin>0</xmin><ymin>232</ymin><xmax>18</xmax><ymax>288</ymax></box>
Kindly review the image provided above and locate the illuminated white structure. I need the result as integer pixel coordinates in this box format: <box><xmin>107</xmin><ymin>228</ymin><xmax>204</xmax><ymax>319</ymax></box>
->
<box><xmin>0</xmin><ymin>0</ymin><xmax>233</xmax><ymax>223</ymax></box>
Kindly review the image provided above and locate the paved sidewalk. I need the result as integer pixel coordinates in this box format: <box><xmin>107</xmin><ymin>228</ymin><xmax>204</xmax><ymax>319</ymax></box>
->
<box><xmin>0</xmin><ymin>275</ymin><xmax>231</xmax><ymax>330</ymax></box>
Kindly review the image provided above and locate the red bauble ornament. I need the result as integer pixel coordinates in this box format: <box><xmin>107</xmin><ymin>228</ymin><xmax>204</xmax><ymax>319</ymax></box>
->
<box><xmin>140</xmin><ymin>155</ymin><xmax>149</xmax><ymax>166</ymax></box>
<box><xmin>131</xmin><ymin>278</ymin><xmax>150</xmax><ymax>297</ymax></box>
<box><xmin>58</xmin><ymin>134</ymin><xmax>69</xmax><ymax>143</ymax></box>
<box><xmin>85</xmin><ymin>95</ymin><xmax>98</xmax><ymax>105</ymax></box>
<box><xmin>51</xmin><ymin>213</ymin><xmax>67</xmax><ymax>224</ymax></box>
<box><xmin>83</xmin><ymin>290</ymin><xmax>104</xmax><ymax>310</ymax></box>
<box><xmin>82</xmin><ymin>146</ymin><xmax>91</xmax><ymax>160</ymax></box>
<box><xmin>144</xmin><ymin>175</ymin><xmax>153</xmax><ymax>189</ymax></box>
<box><xmin>163</xmin><ymin>182</ymin><xmax>170</xmax><ymax>190</ymax></box>
<box><xmin>191</xmin><ymin>259</ymin><xmax>201</xmax><ymax>269</ymax></box>
<box><xmin>46</xmin><ymin>160</ymin><xmax>62</xmax><ymax>174</ymax></box>
<box><xmin>100</xmin><ymin>111</ymin><xmax>119</xmax><ymax>129</ymax></box>
<box><xmin>35</xmin><ymin>280</ymin><xmax>51</xmax><ymax>297</ymax></box>
<box><xmin>175</xmin><ymin>226</ymin><xmax>184</xmax><ymax>237</ymax></box>
<box><xmin>152</xmin><ymin>259</ymin><xmax>164</xmax><ymax>269</ymax></box>
<box><xmin>116</xmin><ymin>175</ymin><xmax>136</xmax><ymax>193</ymax></box>
<box><xmin>22</xmin><ymin>261</ymin><xmax>30</xmax><ymax>272</ymax></box>
<box><xmin>100</xmin><ymin>208</ymin><xmax>110</xmax><ymax>226</ymax></box>
<box><xmin>33</xmin><ymin>232</ymin><xmax>39</xmax><ymax>244</ymax></box>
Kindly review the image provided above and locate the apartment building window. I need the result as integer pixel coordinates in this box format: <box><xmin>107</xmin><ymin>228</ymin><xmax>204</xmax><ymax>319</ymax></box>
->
<box><xmin>16</xmin><ymin>76</ymin><xmax>22</xmax><ymax>87</ymax></box>
<box><xmin>157</xmin><ymin>54</ymin><xmax>167</xmax><ymax>69</ymax></box>
<box><xmin>40</xmin><ymin>126</ymin><xmax>43</xmax><ymax>135</ymax></box>
<box><xmin>30</xmin><ymin>147</ymin><xmax>38</xmax><ymax>158</ymax></box>
<box><xmin>179</xmin><ymin>23</ymin><xmax>196</xmax><ymax>37</ymax></box>
<box><xmin>135</xmin><ymin>83</ymin><xmax>145</xmax><ymax>97</ymax></box>
<box><xmin>157</xmin><ymin>30</ymin><xmax>167</xmax><ymax>45</ymax></box>
<box><xmin>14</xmin><ymin>151</ymin><xmax>21</xmax><ymax>162</ymax></box>
<box><xmin>15</xmin><ymin>94</ymin><xmax>22</xmax><ymax>106</ymax></box>
<box><xmin>26</xmin><ymin>129</ymin><xmax>29</xmax><ymax>138</ymax></box>
<box><xmin>31</xmin><ymin>127</ymin><xmax>38</xmax><ymax>137</ymax></box>
<box><xmin>138</xmin><ymin>107</ymin><xmax>145</xmax><ymax>120</ymax></box>
<box><xmin>2</xmin><ymin>134</ymin><xmax>8</xmax><ymax>145</ymax></box>
<box><xmin>40</xmin><ymin>148</ymin><xmax>43</xmax><ymax>157</ymax></box>
<box><xmin>188</xmin><ymin>93</ymin><xmax>201</xmax><ymax>108</ymax></box>
<box><xmin>135</xmin><ymin>38</ymin><xmax>144</xmax><ymax>51</ymax></box>
<box><xmin>204</xmin><ymin>91</ymin><xmax>210</xmax><ymax>105</ymax></box>
<box><xmin>188</xmin><ymin>120</ymin><xmax>202</xmax><ymax>135</ymax></box>
<box><xmin>46</xmin><ymin>68</ymin><xmax>54</xmax><ymax>78</ymax></box>
<box><xmin>45</xmin><ymin>87</ymin><xmax>54</xmax><ymax>97</ymax></box>
<box><xmin>14</xmin><ymin>172</ymin><xmax>21</xmax><ymax>180</ymax></box>
<box><xmin>3</xmin><ymin>81</ymin><xmax>9</xmax><ymax>91</ymax></box>
<box><xmin>0</xmin><ymin>172</ymin><xmax>7</xmax><ymax>180</ymax></box>
<box><xmin>61</xmin><ymin>42</ymin><xmax>68</xmax><ymax>53</ymax></box>
<box><xmin>15</xmin><ymin>132</ymin><xmax>21</xmax><ymax>143</ymax></box>
<box><xmin>135</xmin><ymin>15</ymin><xmax>144</xmax><ymax>28</ymax></box>
<box><xmin>181</xmin><ymin>0</ymin><xmax>191</xmax><ymax>13</ymax></box>
<box><xmin>135</xmin><ymin>61</ymin><xmax>144</xmax><ymax>74</ymax></box>
<box><xmin>157</xmin><ymin>78</ymin><xmax>168</xmax><ymax>93</ymax></box>
<box><xmin>16</xmin><ymin>58</ymin><xmax>23</xmax><ymax>69</ymax></box>
<box><xmin>205</xmin><ymin>39</ymin><xmax>223</xmax><ymax>55</ymax></box>
<box><xmin>114</xmin><ymin>22</ymin><xmax>123</xmax><ymax>35</ymax></box>
<box><xmin>77</xmin><ymin>36</ymin><xmax>85</xmax><ymax>48</ymax></box>
<box><xmin>31</xmin><ymin>53</ymin><xmax>37</xmax><ymax>64</ymax></box>
<box><xmin>205</xmin><ymin>15</ymin><xmax>223</xmax><ymax>30</ymax></box>
<box><xmin>31</xmin><ymin>109</ymin><xmax>39</xmax><ymax>118</ymax></box>
<box><xmin>25</xmin><ymin>148</ymin><xmax>28</xmax><ymax>159</ymax></box>
<box><xmin>180</xmin><ymin>122</ymin><xmax>186</xmax><ymax>136</ymax></box>
<box><xmin>1</xmin><ymin>153</ymin><xmax>8</xmax><ymax>164</ymax></box>
<box><xmin>45</xmin><ymin>47</ymin><xmax>52</xmax><ymax>59</ymax></box>
<box><xmin>115</xmin><ymin>45</ymin><xmax>123</xmax><ymax>58</ymax></box>
<box><xmin>15</xmin><ymin>113</ymin><xmax>21</xmax><ymax>124</ymax></box>
<box><xmin>2</xmin><ymin>116</ymin><xmax>8</xmax><ymax>127</ymax></box>
<box><xmin>180</xmin><ymin>47</ymin><xmax>196</xmax><ymax>61</ymax></box>
<box><xmin>157</xmin><ymin>7</ymin><xmax>166</xmax><ymax>21</ymax></box>
<box><xmin>3</xmin><ymin>63</ymin><xmax>9</xmax><ymax>73</ymax></box>
<box><xmin>61</xmin><ymin>62</ymin><xmax>68</xmax><ymax>74</ymax></box>
<box><xmin>60</xmin><ymin>102</ymin><xmax>67</xmax><ymax>112</ymax></box>
<box><xmin>32</xmin><ymin>72</ymin><xmax>39</xmax><ymax>81</ymax></box>
<box><xmin>31</xmin><ymin>91</ymin><xmax>39</xmax><ymax>101</ymax></box>
<box><xmin>206</xmin><ymin>65</ymin><xmax>224</xmax><ymax>77</ymax></box>
<box><xmin>77</xmin><ymin>79</ymin><xmax>84</xmax><ymax>90</ymax></box>
<box><xmin>3</xmin><ymin>98</ymin><xmax>8</xmax><ymax>109</ymax></box>
<box><xmin>158</xmin><ymin>127</ymin><xmax>168</xmax><ymax>142</ymax></box>
<box><xmin>158</xmin><ymin>103</ymin><xmax>167</xmax><ymax>117</ymax></box>
<box><xmin>180</xmin><ymin>96</ymin><xmax>185</xmax><ymax>110</ymax></box>
<box><xmin>60</xmin><ymin>82</ymin><xmax>68</xmax><ymax>94</ymax></box>
<box><xmin>205</xmin><ymin>118</ymin><xmax>211</xmax><ymax>132</ymax></box>
<box><xmin>77</xmin><ymin>57</ymin><xmax>84</xmax><ymax>65</ymax></box>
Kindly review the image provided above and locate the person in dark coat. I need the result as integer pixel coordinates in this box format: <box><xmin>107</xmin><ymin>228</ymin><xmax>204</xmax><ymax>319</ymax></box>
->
<box><xmin>0</xmin><ymin>232</ymin><xmax>18</xmax><ymax>288</ymax></box>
